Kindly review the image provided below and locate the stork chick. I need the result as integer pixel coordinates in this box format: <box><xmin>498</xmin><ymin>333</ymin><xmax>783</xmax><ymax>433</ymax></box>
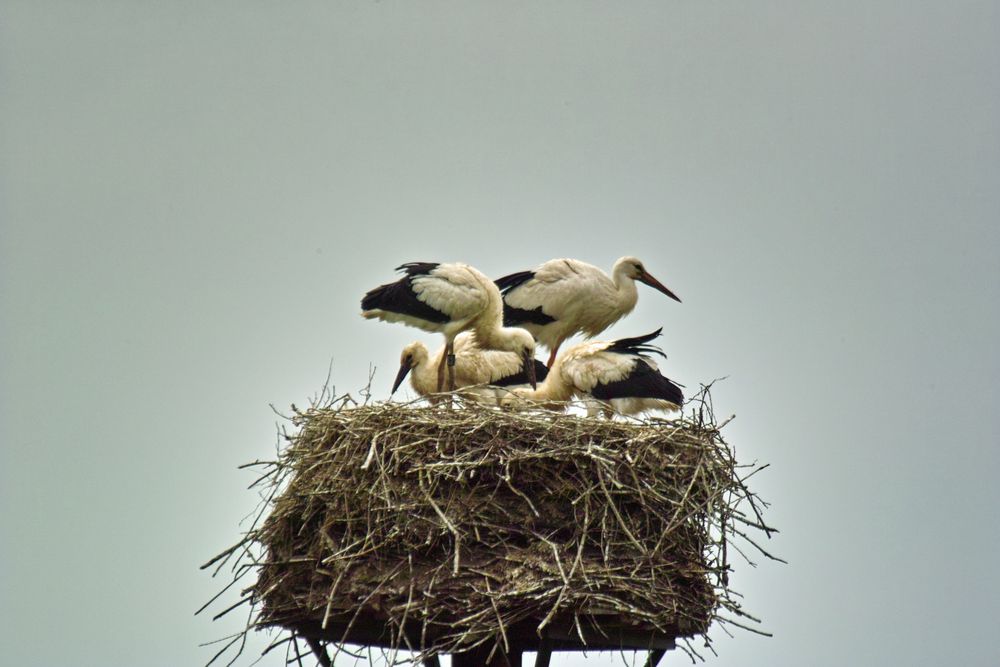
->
<box><xmin>392</xmin><ymin>332</ymin><xmax>549</xmax><ymax>405</ymax></box>
<box><xmin>501</xmin><ymin>329</ymin><xmax>683</xmax><ymax>418</ymax></box>
<box><xmin>362</xmin><ymin>262</ymin><xmax>537</xmax><ymax>391</ymax></box>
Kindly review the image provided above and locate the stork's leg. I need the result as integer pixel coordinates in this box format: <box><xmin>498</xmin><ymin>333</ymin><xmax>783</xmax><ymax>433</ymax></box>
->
<box><xmin>545</xmin><ymin>342</ymin><xmax>561</xmax><ymax>369</ymax></box>
<box><xmin>446</xmin><ymin>340</ymin><xmax>457</xmax><ymax>392</ymax></box>
<box><xmin>436</xmin><ymin>349</ymin><xmax>447</xmax><ymax>393</ymax></box>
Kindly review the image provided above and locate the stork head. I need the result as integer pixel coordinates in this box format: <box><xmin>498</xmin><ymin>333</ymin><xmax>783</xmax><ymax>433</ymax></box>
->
<box><xmin>392</xmin><ymin>341</ymin><xmax>429</xmax><ymax>394</ymax></box>
<box><xmin>617</xmin><ymin>257</ymin><xmax>681</xmax><ymax>303</ymax></box>
<box><xmin>504</xmin><ymin>328</ymin><xmax>538</xmax><ymax>389</ymax></box>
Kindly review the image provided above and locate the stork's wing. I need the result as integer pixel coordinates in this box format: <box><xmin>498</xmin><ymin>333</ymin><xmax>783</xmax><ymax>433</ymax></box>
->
<box><xmin>454</xmin><ymin>332</ymin><xmax>548</xmax><ymax>386</ymax></box>
<box><xmin>499</xmin><ymin>259</ymin><xmax>604</xmax><ymax>321</ymax></box>
<box><xmin>362</xmin><ymin>263</ymin><xmax>450</xmax><ymax>324</ymax></box>
<box><xmin>589</xmin><ymin>360</ymin><xmax>684</xmax><ymax>406</ymax></box>
<box><xmin>410</xmin><ymin>263</ymin><xmax>491</xmax><ymax>322</ymax></box>
<box><xmin>559</xmin><ymin>346</ymin><xmax>640</xmax><ymax>394</ymax></box>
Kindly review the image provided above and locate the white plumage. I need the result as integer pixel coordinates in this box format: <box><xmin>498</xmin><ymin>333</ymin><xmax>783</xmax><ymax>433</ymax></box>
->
<box><xmin>361</xmin><ymin>262</ymin><xmax>537</xmax><ymax>391</ymax></box>
<box><xmin>391</xmin><ymin>332</ymin><xmax>548</xmax><ymax>404</ymax></box>
<box><xmin>501</xmin><ymin>329</ymin><xmax>683</xmax><ymax>418</ymax></box>
<box><xmin>495</xmin><ymin>257</ymin><xmax>681</xmax><ymax>367</ymax></box>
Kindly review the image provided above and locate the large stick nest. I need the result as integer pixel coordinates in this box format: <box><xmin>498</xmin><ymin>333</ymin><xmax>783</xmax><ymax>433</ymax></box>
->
<box><xmin>202</xmin><ymin>386</ymin><xmax>778</xmax><ymax>665</ymax></box>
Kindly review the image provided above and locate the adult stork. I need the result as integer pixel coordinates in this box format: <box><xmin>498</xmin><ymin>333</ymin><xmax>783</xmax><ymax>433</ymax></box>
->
<box><xmin>392</xmin><ymin>332</ymin><xmax>549</xmax><ymax>404</ymax></box>
<box><xmin>501</xmin><ymin>329</ymin><xmax>683</xmax><ymax>418</ymax></box>
<box><xmin>361</xmin><ymin>262</ymin><xmax>537</xmax><ymax>392</ymax></box>
<box><xmin>495</xmin><ymin>257</ymin><xmax>681</xmax><ymax>367</ymax></box>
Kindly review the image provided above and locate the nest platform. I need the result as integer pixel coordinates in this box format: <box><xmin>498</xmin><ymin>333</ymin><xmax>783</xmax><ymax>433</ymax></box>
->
<box><xmin>203</xmin><ymin>390</ymin><xmax>777</xmax><ymax>665</ymax></box>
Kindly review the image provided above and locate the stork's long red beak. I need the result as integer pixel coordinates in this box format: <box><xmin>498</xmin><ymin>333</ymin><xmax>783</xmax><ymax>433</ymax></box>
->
<box><xmin>391</xmin><ymin>359</ymin><xmax>413</xmax><ymax>395</ymax></box>
<box><xmin>522</xmin><ymin>350</ymin><xmax>537</xmax><ymax>389</ymax></box>
<box><xmin>638</xmin><ymin>271</ymin><xmax>681</xmax><ymax>303</ymax></box>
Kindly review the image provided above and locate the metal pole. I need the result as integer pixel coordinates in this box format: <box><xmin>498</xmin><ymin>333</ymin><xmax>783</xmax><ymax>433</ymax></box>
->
<box><xmin>304</xmin><ymin>637</ymin><xmax>332</xmax><ymax>667</ymax></box>
<box><xmin>452</xmin><ymin>642</ymin><xmax>521</xmax><ymax>667</ymax></box>
<box><xmin>534</xmin><ymin>645</ymin><xmax>552</xmax><ymax>667</ymax></box>
<box><xmin>643</xmin><ymin>649</ymin><xmax>667</xmax><ymax>667</ymax></box>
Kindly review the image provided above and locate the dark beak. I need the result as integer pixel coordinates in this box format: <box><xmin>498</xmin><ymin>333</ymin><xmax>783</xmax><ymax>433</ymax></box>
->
<box><xmin>391</xmin><ymin>358</ymin><xmax>413</xmax><ymax>395</ymax></box>
<box><xmin>522</xmin><ymin>350</ymin><xmax>537</xmax><ymax>389</ymax></box>
<box><xmin>638</xmin><ymin>270</ymin><xmax>681</xmax><ymax>303</ymax></box>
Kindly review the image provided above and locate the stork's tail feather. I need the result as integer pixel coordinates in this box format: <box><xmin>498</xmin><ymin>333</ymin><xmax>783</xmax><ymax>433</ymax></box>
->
<box><xmin>605</xmin><ymin>328</ymin><xmax>666</xmax><ymax>359</ymax></box>
<box><xmin>395</xmin><ymin>262</ymin><xmax>440</xmax><ymax>277</ymax></box>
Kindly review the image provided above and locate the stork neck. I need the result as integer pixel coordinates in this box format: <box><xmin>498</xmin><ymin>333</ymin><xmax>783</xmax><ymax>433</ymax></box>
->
<box><xmin>474</xmin><ymin>323</ymin><xmax>516</xmax><ymax>351</ymax></box>
<box><xmin>529</xmin><ymin>364</ymin><xmax>574</xmax><ymax>403</ymax></box>
<box><xmin>611</xmin><ymin>266</ymin><xmax>639</xmax><ymax>306</ymax></box>
<box><xmin>411</xmin><ymin>359</ymin><xmax>437</xmax><ymax>396</ymax></box>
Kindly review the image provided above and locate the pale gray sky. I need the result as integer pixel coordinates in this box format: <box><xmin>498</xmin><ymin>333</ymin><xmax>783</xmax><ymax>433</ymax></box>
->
<box><xmin>1</xmin><ymin>2</ymin><xmax>998</xmax><ymax>666</ymax></box>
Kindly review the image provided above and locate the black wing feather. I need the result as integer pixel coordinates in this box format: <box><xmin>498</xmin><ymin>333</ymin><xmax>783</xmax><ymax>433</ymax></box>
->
<box><xmin>494</xmin><ymin>270</ymin><xmax>536</xmax><ymax>294</ymax></box>
<box><xmin>494</xmin><ymin>270</ymin><xmax>557</xmax><ymax>326</ymax></box>
<box><xmin>590</xmin><ymin>360</ymin><xmax>684</xmax><ymax>406</ymax></box>
<box><xmin>503</xmin><ymin>304</ymin><xmax>556</xmax><ymax>326</ymax></box>
<box><xmin>361</xmin><ymin>262</ymin><xmax>450</xmax><ymax>323</ymax></box>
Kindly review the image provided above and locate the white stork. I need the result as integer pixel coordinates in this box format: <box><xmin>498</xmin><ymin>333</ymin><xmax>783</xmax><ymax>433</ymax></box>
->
<box><xmin>501</xmin><ymin>329</ymin><xmax>683</xmax><ymax>418</ymax></box>
<box><xmin>361</xmin><ymin>262</ymin><xmax>537</xmax><ymax>391</ymax></box>
<box><xmin>495</xmin><ymin>257</ymin><xmax>681</xmax><ymax>367</ymax></box>
<box><xmin>391</xmin><ymin>332</ymin><xmax>550</xmax><ymax>404</ymax></box>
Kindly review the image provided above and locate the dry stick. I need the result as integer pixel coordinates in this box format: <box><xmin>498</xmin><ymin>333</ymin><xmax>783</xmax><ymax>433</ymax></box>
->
<box><xmin>390</xmin><ymin>561</ymin><xmax>418</xmax><ymax>666</ymax></box>
<box><xmin>328</xmin><ymin>567</ymin><xmax>400</xmax><ymax>665</ymax></box>
<box><xmin>211</xmin><ymin>594</ymin><xmax>252</xmax><ymax>621</ymax></box>
<box><xmin>419</xmin><ymin>478</ymin><xmax>462</xmax><ymax>574</ymax></box>
<box><xmin>221</xmin><ymin>605</ymin><xmax>255</xmax><ymax>667</ymax></box>
<box><xmin>288</xmin><ymin>635</ymin><xmax>306</xmax><ymax>667</ymax></box>
<box><xmin>257</xmin><ymin>635</ymin><xmax>295</xmax><ymax>659</ymax></box>
<box><xmin>535</xmin><ymin>536</ymin><xmax>571</xmax><ymax>633</ymax></box>
<box><xmin>359</xmin><ymin>432</ymin><xmax>380</xmax><ymax>469</ymax></box>
<box><xmin>195</xmin><ymin>562</ymin><xmax>253</xmax><ymax>616</ymax></box>
<box><xmin>320</xmin><ymin>563</ymin><xmax>352</xmax><ymax>630</ymax></box>
<box><xmin>204</xmin><ymin>634</ymin><xmax>243</xmax><ymax>667</ymax></box>
<box><xmin>730</xmin><ymin>527</ymin><xmax>788</xmax><ymax>564</ymax></box>
<box><xmin>484</xmin><ymin>577</ymin><xmax>510</xmax><ymax>654</ymax></box>
<box><xmin>595</xmin><ymin>465</ymin><xmax>645</xmax><ymax>553</ymax></box>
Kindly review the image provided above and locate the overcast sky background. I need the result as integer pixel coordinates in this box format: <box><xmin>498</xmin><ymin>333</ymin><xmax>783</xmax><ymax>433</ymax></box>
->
<box><xmin>2</xmin><ymin>2</ymin><xmax>998</xmax><ymax>666</ymax></box>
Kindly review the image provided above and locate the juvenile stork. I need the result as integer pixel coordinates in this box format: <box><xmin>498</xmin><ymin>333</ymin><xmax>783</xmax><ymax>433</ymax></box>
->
<box><xmin>501</xmin><ymin>329</ymin><xmax>683</xmax><ymax>418</ymax></box>
<box><xmin>392</xmin><ymin>332</ymin><xmax>549</xmax><ymax>404</ymax></box>
<box><xmin>495</xmin><ymin>257</ymin><xmax>681</xmax><ymax>367</ymax></box>
<box><xmin>361</xmin><ymin>262</ymin><xmax>537</xmax><ymax>392</ymax></box>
